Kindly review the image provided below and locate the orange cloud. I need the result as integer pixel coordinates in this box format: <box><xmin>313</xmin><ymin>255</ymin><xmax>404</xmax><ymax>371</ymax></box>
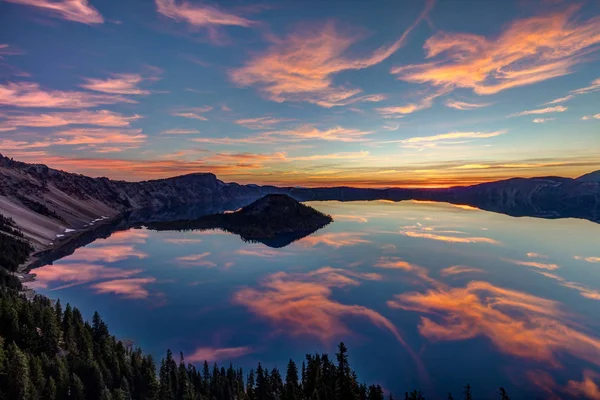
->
<box><xmin>444</xmin><ymin>99</ymin><xmax>491</xmax><ymax>110</ymax></box>
<box><xmin>391</xmin><ymin>7</ymin><xmax>600</xmax><ymax>96</ymax></box>
<box><xmin>502</xmin><ymin>258</ymin><xmax>559</xmax><ymax>271</ymax></box>
<box><xmin>398</xmin><ymin>228</ymin><xmax>500</xmax><ymax>245</ymax></box>
<box><xmin>27</xmin><ymin>263</ymin><xmax>142</xmax><ymax>290</ymax></box>
<box><xmin>0</xmin><ymin>82</ymin><xmax>135</xmax><ymax>108</ymax></box>
<box><xmin>375</xmin><ymin>89</ymin><xmax>448</xmax><ymax>116</ymax></box>
<box><xmin>440</xmin><ymin>265</ymin><xmax>484</xmax><ymax>276</ymax></box>
<box><xmin>399</xmin><ymin>130</ymin><xmax>505</xmax><ymax>145</ymax></box>
<box><xmin>156</xmin><ymin>0</ymin><xmax>254</xmax><ymax>28</ymax></box>
<box><xmin>509</xmin><ymin>106</ymin><xmax>567</xmax><ymax>117</ymax></box>
<box><xmin>91</xmin><ymin>277</ymin><xmax>157</xmax><ymax>299</ymax></box>
<box><xmin>0</xmin><ymin>110</ymin><xmax>142</xmax><ymax>130</ymax></box>
<box><xmin>5</xmin><ymin>0</ymin><xmax>103</xmax><ymax>24</ymax></box>
<box><xmin>80</xmin><ymin>73</ymin><xmax>153</xmax><ymax>95</ymax></box>
<box><xmin>295</xmin><ymin>232</ymin><xmax>370</xmax><ymax>248</ymax></box>
<box><xmin>389</xmin><ymin>280</ymin><xmax>600</xmax><ymax>367</ymax></box>
<box><xmin>230</xmin><ymin>1</ymin><xmax>433</xmax><ymax>107</ymax></box>
<box><xmin>565</xmin><ymin>370</ymin><xmax>600</xmax><ymax>400</ymax></box>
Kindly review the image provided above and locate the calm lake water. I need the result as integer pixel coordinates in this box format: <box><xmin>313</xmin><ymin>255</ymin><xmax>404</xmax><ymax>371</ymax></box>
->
<box><xmin>26</xmin><ymin>200</ymin><xmax>600</xmax><ymax>399</ymax></box>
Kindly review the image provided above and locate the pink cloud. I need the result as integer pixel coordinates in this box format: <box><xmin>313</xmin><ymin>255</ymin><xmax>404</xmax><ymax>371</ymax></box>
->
<box><xmin>186</xmin><ymin>346</ymin><xmax>253</xmax><ymax>363</ymax></box>
<box><xmin>230</xmin><ymin>1</ymin><xmax>433</xmax><ymax>107</ymax></box>
<box><xmin>91</xmin><ymin>277</ymin><xmax>157</xmax><ymax>299</ymax></box>
<box><xmin>171</xmin><ymin>106</ymin><xmax>213</xmax><ymax>121</ymax></box>
<box><xmin>392</xmin><ymin>7</ymin><xmax>600</xmax><ymax>96</ymax></box>
<box><xmin>0</xmin><ymin>82</ymin><xmax>135</xmax><ymax>108</ymax></box>
<box><xmin>5</xmin><ymin>0</ymin><xmax>103</xmax><ymax>24</ymax></box>
<box><xmin>27</xmin><ymin>263</ymin><xmax>142</xmax><ymax>290</ymax></box>
<box><xmin>176</xmin><ymin>252</ymin><xmax>217</xmax><ymax>267</ymax></box>
<box><xmin>232</xmin><ymin>269</ymin><xmax>423</xmax><ymax>375</ymax></box>
<box><xmin>444</xmin><ymin>99</ymin><xmax>491</xmax><ymax>110</ymax></box>
<box><xmin>235</xmin><ymin>116</ymin><xmax>293</xmax><ymax>130</ymax></box>
<box><xmin>0</xmin><ymin>110</ymin><xmax>141</xmax><ymax>130</ymax></box>
<box><xmin>156</xmin><ymin>0</ymin><xmax>254</xmax><ymax>28</ymax></box>
<box><xmin>64</xmin><ymin>245</ymin><xmax>147</xmax><ymax>263</ymax></box>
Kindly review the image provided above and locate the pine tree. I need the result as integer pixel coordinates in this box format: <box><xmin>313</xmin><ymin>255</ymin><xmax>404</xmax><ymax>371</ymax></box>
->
<box><xmin>43</xmin><ymin>377</ymin><xmax>57</xmax><ymax>400</ymax></box>
<box><xmin>71</xmin><ymin>373</ymin><xmax>86</xmax><ymax>400</ymax></box>
<box><xmin>284</xmin><ymin>359</ymin><xmax>300</xmax><ymax>400</ymax></box>
<box><xmin>499</xmin><ymin>387</ymin><xmax>510</xmax><ymax>400</ymax></box>
<box><xmin>6</xmin><ymin>342</ymin><xmax>32</xmax><ymax>400</ymax></box>
<box><xmin>463</xmin><ymin>384</ymin><xmax>472</xmax><ymax>400</ymax></box>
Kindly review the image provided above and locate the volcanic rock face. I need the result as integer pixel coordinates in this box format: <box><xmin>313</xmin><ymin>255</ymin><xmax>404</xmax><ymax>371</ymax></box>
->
<box><xmin>147</xmin><ymin>194</ymin><xmax>333</xmax><ymax>245</ymax></box>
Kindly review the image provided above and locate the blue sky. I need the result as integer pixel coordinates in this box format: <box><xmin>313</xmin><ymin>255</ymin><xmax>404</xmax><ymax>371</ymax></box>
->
<box><xmin>1</xmin><ymin>0</ymin><xmax>599</xmax><ymax>187</ymax></box>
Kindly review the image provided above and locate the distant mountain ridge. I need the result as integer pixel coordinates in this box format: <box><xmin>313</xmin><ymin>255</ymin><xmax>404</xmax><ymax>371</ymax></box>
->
<box><xmin>0</xmin><ymin>153</ymin><xmax>599</xmax><ymax>267</ymax></box>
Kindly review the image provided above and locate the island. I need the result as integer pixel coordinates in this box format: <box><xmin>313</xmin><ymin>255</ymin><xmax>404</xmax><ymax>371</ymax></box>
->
<box><xmin>146</xmin><ymin>194</ymin><xmax>333</xmax><ymax>247</ymax></box>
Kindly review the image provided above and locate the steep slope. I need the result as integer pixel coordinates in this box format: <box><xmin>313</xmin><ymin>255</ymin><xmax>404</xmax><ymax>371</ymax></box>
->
<box><xmin>578</xmin><ymin>170</ymin><xmax>600</xmax><ymax>182</ymax></box>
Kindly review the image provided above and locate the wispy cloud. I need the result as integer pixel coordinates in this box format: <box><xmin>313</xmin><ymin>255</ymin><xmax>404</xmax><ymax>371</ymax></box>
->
<box><xmin>235</xmin><ymin>116</ymin><xmax>293</xmax><ymax>130</ymax></box>
<box><xmin>171</xmin><ymin>106</ymin><xmax>212</xmax><ymax>120</ymax></box>
<box><xmin>544</xmin><ymin>77</ymin><xmax>600</xmax><ymax>105</ymax></box>
<box><xmin>0</xmin><ymin>82</ymin><xmax>135</xmax><ymax>108</ymax></box>
<box><xmin>160</xmin><ymin>128</ymin><xmax>199</xmax><ymax>135</ymax></box>
<box><xmin>532</xmin><ymin>118</ymin><xmax>555</xmax><ymax>124</ymax></box>
<box><xmin>5</xmin><ymin>0</ymin><xmax>103</xmax><ymax>24</ymax></box>
<box><xmin>440</xmin><ymin>265</ymin><xmax>484</xmax><ymax>276</ymax></box>
<box><xmin>0</xmin><ymin>110</ymin><xmax>142</xmax><ymax>130</ymax></box>
<box><xmin>80</xmin><ymin>72</ymin><xmax>160</xmax><ymax>95</ymax></box>
<box><xmin>444</xmin><ymin>99</ymin><xmax>491</xmax><ymax>110</ymax></box>
<box><xmin>391</xmin><ymin>7</ymin><xmax>600</xmax><ymax>96</ymax></box>
<box><xmin>230</xmin><ymin>1</ymin><xmax>433</xmax><ymax>107</ymax></box>
<box><xmin>509</xmin><ymin>106</ymin><xmax>567</xmax><ymax>117</ymax></box>
<box><xmin>156</xmin><ymin>0</ymin><xmax>254</xmax><ymax>28</ymax></box>
<box><xmin>387</xmin><ymin>130</ymin><xmax>505</xmax><ymax>146</ymax></box>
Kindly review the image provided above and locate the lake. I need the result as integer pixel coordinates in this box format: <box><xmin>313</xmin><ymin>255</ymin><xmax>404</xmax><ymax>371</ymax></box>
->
<box><xmin>26</xmin><ymin>200</ymin><xmax>600</xmax><ymax>399</ymax></box>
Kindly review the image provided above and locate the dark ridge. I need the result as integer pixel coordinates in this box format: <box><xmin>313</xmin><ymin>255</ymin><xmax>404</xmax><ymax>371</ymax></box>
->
<box><xmin>147</xmin><ymin>194</ymin><xmax>333</xmax><ymax>245</ymax></box>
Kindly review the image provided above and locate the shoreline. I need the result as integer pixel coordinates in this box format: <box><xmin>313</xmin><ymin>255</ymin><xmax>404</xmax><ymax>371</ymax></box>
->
<box><xmin>16</xmin><ymin>213</ymin><xmax>122</xmax><ymax>279</ymax></box>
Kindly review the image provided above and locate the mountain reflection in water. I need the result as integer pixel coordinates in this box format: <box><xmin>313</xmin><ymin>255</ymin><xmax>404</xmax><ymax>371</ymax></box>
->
<box><xmin>26</xmin><ymin>200</ymin><xmax>600</xmax><ymax>399</ymax></box>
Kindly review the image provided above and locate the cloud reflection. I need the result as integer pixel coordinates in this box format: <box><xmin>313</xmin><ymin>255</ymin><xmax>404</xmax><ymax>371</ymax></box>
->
<box><xmin>233</xmin><ymin>267</ymin><xmax>423</xmax><ymax>373</ymax></box>
<box><xmin>295</xmin><ymin>232</ymin><xmax>370</xmax><ymax>248</ymax></box>
<box><xmin>28</xmin><ymin>263</ymin><xmax>142</xmax><ymax>290</ymax></box>
<box><xmin>388</xmin><ymin>281</ymin><xmax>600</xmax><ymax>368</ymax></box>
<box><xmin>440</xmin><ymin>265</ymin><xmax>484</xmax><ymax>276</ymax></box>
<box><xmin>63</xmin><ymin>245</ymin><xmax>147</xmax><ymax>263</ymax></box>
<box><xmin>186</xmin><ymin>346</ymin><xmax>254</xmax><ymax>363</ymax></box>
<box><xmin>91</xmin><ymin>278</ymin><xmax>157</xmax><ymax>299</ymax></box>
<box><xmin>398</xmin><ymin>225</ymin><xmax>500</xmax><ymax>245</ymax></box>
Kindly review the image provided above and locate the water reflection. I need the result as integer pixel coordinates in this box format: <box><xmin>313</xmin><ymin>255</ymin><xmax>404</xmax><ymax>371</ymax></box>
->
<box><xmin>26</xmin><ymin>200</ymin><xmax>600</xmax><ymax>399</ymax></box>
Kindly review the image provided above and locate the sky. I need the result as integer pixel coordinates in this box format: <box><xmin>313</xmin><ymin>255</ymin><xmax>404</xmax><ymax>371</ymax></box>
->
<box><xmin>0</xmin><ymin>0</ymin><xmax>599</xmax><ymax>188</ymax></box>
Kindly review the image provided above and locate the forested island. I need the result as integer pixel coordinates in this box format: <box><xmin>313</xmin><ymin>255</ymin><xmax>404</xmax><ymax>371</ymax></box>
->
<box><xmin>0</xmin><ymin>212</ymin><xmax>515</xmax><ymax>400</ymax></box>
<box><xmin>147</xmin><ymin>194</ymin><xmax>333</xmax><ymax>246</ymax></box>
